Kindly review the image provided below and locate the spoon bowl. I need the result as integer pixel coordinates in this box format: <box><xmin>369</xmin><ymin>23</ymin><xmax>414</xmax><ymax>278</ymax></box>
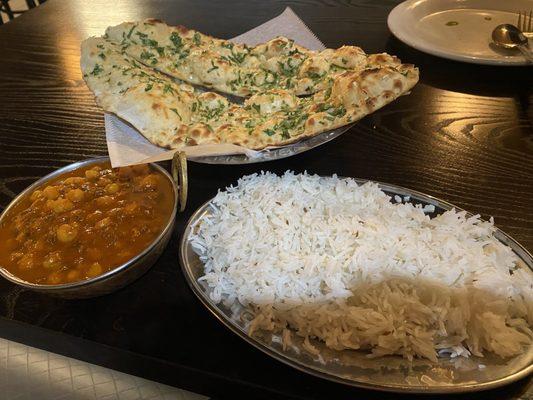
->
<box><xmin>492</xmin><ymin>24</ymin><xmax>528</xmax><ymax>48</ymax></box>
<box><xmin>492</xmin><ymin>23</ymin><xmax>533</xmax><ymax>62</ymax></box>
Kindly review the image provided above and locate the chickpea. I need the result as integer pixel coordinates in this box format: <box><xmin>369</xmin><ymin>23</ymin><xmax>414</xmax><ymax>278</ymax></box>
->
<box><xmin>105</xmin><ymin>183</ymin><xmax>120</xmax><ymax>194</ymax></box>
<box><xmin>87</xmin><ymin>262</ymin><xmax>103</xmax><ymax>278</ymax></box>
<box><xmin>64</xmin><ymin>177</ymin><xmax>85</xmax><ymax>185</ymax></box>
<box><xmin>141</xmin><ymin>174</ymin><xmax>159</xmax><ymax>189</ymax></box>
<box><xmin>42</xmin><ymin>252</ymin><xmax>62</xmax><ymax>269</ymax></box>
<box><xmin>30</xmin><ymin>190</ymin><xmax>43</xmax><ymax>201</ymax></box>
<box><xmin>43</xmin><ymin>186</ymin><xmax>60</xmax><ymax>200</ymax></box>
<box><xmin>66</xmin><ymin>270</ymin><xmax>80</xmax><ymax>282</ymax></box>
<box><xmin>47</xmin><ymin>272</ymin><xmax>63</xmax><ymax>284</ymax></box>
<box><xmin>85</xmin><ymin>169</ymin><xmax>100</xmax><ymax>180</ymax></box>
<box><xmin>95</xmin><ymin>217</ymin><xmax>112</xmax><ymax>229</ymax></box>
<box><xmin>96</xmin><ymin>195</ymin><xmax>113</xmax><ymax>208</ymax></box>
<box><xmin>66</xmin><ymin>188</ymin><xmax>84</xmax><ymax>203</ymax></box>
<box><xmin>97</xmin><ymin>178</ymin><xmax>112</xmax><ymax>187</ymax></box>
<box><xmin>56</xmin><ymin>223</ymin><xmax>78</xmax><ymax>242</ymax></box>
<box><xmin>49</xmin><ymin>198</ymin><xmax>74</xmax><ymax>213</ymax></box>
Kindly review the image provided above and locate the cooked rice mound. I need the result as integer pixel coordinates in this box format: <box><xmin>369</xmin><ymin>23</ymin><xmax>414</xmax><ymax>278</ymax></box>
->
<box><xmin>190</xmin><ymin>172</ymin><xmax>533</xmax><ymax>361</ymax></box>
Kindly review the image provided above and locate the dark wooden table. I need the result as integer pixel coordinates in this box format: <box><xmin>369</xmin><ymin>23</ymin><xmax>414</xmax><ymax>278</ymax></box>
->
<box><xmin>0</xmin><ymin>0</ymin><xmax>531</xmax><ymax>399</ymax></box>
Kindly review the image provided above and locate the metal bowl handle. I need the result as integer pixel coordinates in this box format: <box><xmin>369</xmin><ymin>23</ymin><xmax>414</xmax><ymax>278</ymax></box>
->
<box><xmin>172</xmin><ymin>151</ymin><xmax>188</xmax><ymax>212</ymax></box>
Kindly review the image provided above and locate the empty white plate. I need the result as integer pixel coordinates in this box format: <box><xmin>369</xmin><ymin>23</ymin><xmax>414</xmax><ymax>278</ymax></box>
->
<box><xmin>387</xmin><ymin>0</ymin><xmax>532</xmax><ymax>65</ymax></box>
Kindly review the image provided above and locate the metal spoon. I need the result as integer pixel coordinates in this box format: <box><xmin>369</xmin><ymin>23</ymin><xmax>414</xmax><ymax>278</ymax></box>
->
<box><xmin>492</xmin><ymin>24</ymin><xmax>533</xmax><ymax>62</ymax></box>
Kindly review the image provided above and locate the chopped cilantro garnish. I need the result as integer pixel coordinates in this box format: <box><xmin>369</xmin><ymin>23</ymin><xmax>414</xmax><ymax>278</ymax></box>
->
<box><xmin>263</xmin><ymin>70</ymin><xmax>278</xmax><ymax>85</ymax></box>
<box><xmin>207</xmin><ymin>60</ymin><xmax>219</xmax><ymax>73</ymax></box>
<box><xmin>145</xmin><ymin>83</ymin><xmax>153</xmax><ymax>91</ymax></box>
<box><xmin>272</xmin><ymin>109</ymin><xmax>308</xmax><ymax>138</ymax></box>
<box><xmin>198</xmin><ymin>100</ymin><xmax>226</xmax><ymax>120</ymax></box>
<box><xmin>163</xmin><ymin>84</ymin><xmax>175</xmax><ymax>94</ymax></box>
<box><xmin>244</xmin><ymin>120</ymin><xmax>255</xmax><ymax>134</ymax></box>
<box><xmin>227</xmin><ymin>51</ymin><xmax>246</xmax><ymax>64</ymax></box>
<box><xmin>191</xmin><ymin>102</ymin><xmax>197</xmax><ymax>112</ymax></box>
<box><xmin>126</xmin><ymin>25</ymin><xmax>136</xmax><ymax>39</ymax></box>
<box><xmin>140</xmin><ymin>50</ymin><xmax>155</xmax><ymax>60</ymax></box>
<box><xmin>98</xmin><ymin>52</ymin><xmax>106</xmax><ymax>60</ymax></box>
<box><xmin>263</xmin><ymin>128</ymin><xmax>276</xmax><ymax>136</ymax></box>
<box><xmin>170</xmin><ymin>32</ymin><xmax>183</xmax><ymax>49</ymax></box>
<box><xmin>91</xmin><ymin>64</ymin><xmax>103</xmax><ymax>76</ymax></box>
<box><xmin>277</xmin><ymin>60</ymin><xmax>299</xmax><ymax>77</ymax></box>
<box><xmin>251</xmin><ymin>104</ymin><xmax>261</xmax><ymax>113</ymax></box>
<box><xmin>136</xmin><ymin>31</ymin><xmax>160</xmax><ymax>49</ymax></box>
<box><xmin>327</xmin><ymin>105</ymin><xmax>346</xmax><ymax>118</ymax></box>
<box><xmin>193</xmin><ymin>32</ymin><xmax>201</xmax><ymax>46</ymax></box>
<box><xmin>96</xmin><ymin>44</ymin><xmax>104</xmax><ymax>49</ymax></box>
<box><xmin>170</xmin><ymin>108</ymin><xmax>182</xmax><ymax>120</ymax></box>
<box><xmin>287</xmin><ymin>48</ymin><xmax>302</xmax><ymax>56</ymax></box>
<box><xmin>308</xmin><ymin>72</ymin><xmax>324</xmax><ymax>81</ymax></box>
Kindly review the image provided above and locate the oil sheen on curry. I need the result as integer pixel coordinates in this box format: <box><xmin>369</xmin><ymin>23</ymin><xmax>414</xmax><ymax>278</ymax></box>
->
<box><xmin>0</xmin><ymin>162</ymin><xmax>174</xmax><ymax>285</ymax></box>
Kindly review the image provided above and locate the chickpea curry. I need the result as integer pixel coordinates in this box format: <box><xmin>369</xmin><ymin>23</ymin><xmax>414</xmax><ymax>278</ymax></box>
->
<box><xmin>0</xmin><ymin>162</ymin><xmax>175</xmax><ymax>285</ymax></box>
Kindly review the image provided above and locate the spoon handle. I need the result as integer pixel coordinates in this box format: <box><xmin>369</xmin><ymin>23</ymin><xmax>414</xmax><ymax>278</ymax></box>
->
<box><xmin>517</xmin><ymin>45</ymin><xmax>533</xmax><ymax>63</ymax></box>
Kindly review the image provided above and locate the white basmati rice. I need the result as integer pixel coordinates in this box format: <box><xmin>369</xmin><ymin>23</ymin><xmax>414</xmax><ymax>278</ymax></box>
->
<box><xmin>189</xmin><ymin>172</ymin><xmax>533</xmax><ymax>361</ymax></box>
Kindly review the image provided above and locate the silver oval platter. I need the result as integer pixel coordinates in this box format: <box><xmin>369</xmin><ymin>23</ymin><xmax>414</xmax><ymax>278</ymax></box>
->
<box><xmin>179</xmin><ymin>177</ymin><xmax>533</xmax><ymax>393</ymax></box>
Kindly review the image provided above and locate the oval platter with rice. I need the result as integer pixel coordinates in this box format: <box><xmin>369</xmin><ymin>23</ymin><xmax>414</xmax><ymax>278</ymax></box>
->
<box><xmin>180</xmin><ymin>172</ymin><xmax>533</xmax><ymax>393</ymax></box>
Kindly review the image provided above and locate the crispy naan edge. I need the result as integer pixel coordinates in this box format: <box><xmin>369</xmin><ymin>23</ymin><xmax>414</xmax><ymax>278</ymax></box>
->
<box><xmin>104</xmin><ymin>19</ymin><xmax>407</xmax><ymax>97</ymax></box>
<box><xmin>81</xmin><ymin>37</ymin><xmax>418</xmax><ymax>150</ymax></box>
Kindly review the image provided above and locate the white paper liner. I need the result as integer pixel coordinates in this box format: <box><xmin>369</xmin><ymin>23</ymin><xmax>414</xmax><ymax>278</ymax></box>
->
<box><xmin>104</xmin><ymin>7</ymin><xmax>326</xmax><ymax>167</ymax></box>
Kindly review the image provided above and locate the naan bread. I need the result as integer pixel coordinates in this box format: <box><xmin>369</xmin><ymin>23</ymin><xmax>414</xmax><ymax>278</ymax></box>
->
<box><xmin>81</xmin><ymin>25</ymin><xmax>418</xmax><ymax>150</ymax></box>
<box><xmin>104</xmin><ymin>19</ymin><xmax>407</xmax><ymax>97</ymax></box>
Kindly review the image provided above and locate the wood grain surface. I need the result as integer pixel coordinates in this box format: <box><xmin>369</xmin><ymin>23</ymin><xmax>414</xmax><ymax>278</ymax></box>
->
<box><xmin>0</xmin><ymin>1</ymin><xmax>531</xmax><ymax>399</ymax></box>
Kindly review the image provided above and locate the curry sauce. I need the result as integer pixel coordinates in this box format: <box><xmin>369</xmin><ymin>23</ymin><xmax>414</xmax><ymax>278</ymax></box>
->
<box><xmin>0</xmin><ymin>162</ymin><xmax>174</xmax><ymax>284</ymax></box>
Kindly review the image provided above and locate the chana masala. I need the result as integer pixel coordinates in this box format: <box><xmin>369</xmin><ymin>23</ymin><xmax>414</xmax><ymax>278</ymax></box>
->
<box><xmin>0</xmin><ymin>162</ymin><xmax>175</xmax><ymax>285</ymax></box>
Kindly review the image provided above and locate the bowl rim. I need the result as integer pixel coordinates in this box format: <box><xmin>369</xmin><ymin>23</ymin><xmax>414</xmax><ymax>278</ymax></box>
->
<box><xmin>0</xmin><ymin>156</ymin><xmax>178</xmax><ymax>291</ymax></box>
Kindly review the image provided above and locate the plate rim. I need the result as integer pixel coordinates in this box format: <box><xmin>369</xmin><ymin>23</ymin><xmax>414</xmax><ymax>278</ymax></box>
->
<box><xmin>179</xmin><ymin>176</ymin><xmax>533</xmax><ymax>393</ymax></box>
<box><xmin>387</xmin><ymin>0</ymin><xmax>531</xmax><ymax>66</ymax></box>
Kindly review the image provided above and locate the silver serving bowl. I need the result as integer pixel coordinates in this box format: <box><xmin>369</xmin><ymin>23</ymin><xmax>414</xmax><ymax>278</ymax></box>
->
<box><xmin>0</xmin><ymin>156</ymin><xmax>178</xmax><ymax>299</ymax></box>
